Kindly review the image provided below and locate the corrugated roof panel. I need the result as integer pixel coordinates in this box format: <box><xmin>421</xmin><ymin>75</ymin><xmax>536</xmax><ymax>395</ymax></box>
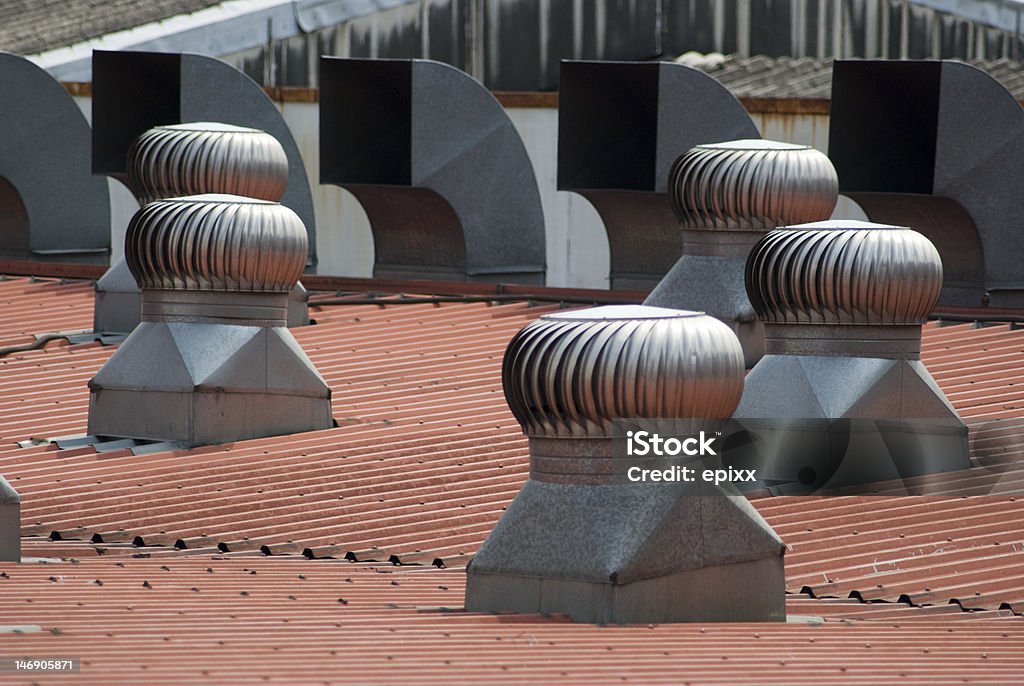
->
<box><xmin>0</xmin><ymin>0</ymin><xmax>225</xmax><ymax>55</ymax></box>
<box><xmin>688</xmin><ymin>54</ymin><xmax>1024</xmax><ymax>100</ymax></box>
<box><xmin>0</xmin><ymin>279</ymin><xmax>1022</xmax><ymax>626</ymax></box>
<box><xmin>1</xmin><ymin>555</ymin><xmax>1022</xmax><ymax>685</ymax></box>
<box><xmin>0</xmin><ymin>277</ymin><xmax>94</xmax><ymax>347</ymax></box>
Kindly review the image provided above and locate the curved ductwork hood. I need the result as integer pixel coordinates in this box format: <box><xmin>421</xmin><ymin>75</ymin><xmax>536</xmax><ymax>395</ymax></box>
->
<box><xmin>556</xmin><ymin>60</ymin><xmax>760</xmax><ymax>291</ymax></box>
<box><xmin>319</xmin><ymin>57</ymin><xmax>546</xmax><ymax>285</ymax></box>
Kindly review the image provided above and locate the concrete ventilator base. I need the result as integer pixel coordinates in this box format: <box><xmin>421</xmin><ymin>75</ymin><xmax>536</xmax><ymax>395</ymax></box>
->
<box><xmin>466</xmin><ymin>479</ymin><xmax>786</xmax><ymax>623</ymax></box>
<box><xmin>94</xmin><ymin>257</ymin><xmax>310</xmax><ymax>333</ymax></box>
<box><xmin>87</xmin><ymin>321</ymin><xmax>332</xmax><ymax>445</ymax></box>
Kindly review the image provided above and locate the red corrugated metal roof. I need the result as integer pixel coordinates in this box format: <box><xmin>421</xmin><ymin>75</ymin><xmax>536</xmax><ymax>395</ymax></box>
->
<box><xmin>1</xmin><ymin>276</ymin><xmax>1024</xmax><ymax>682</ymax></box>
<box><xmin>1</xmin><ymin>554</ymin><xmax>1022</xmax><ymax>685</ymax></box>
<box><xmin>0</xmin><ymin>277</ymin><xmax>94</xmax><ymax>347</ymax></box>
<box><xmin>1</xmin><ymin>281</ymin><xmax>1023</xmax><ymax>589</ymax></box>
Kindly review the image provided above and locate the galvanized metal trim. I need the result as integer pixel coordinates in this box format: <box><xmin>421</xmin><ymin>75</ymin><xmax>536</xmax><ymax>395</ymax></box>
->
<box><xmin>502</xmin><ymin>305</ymin><xmax>744</xmax><ymax>437</ymax></box>
<box><xmin>746</xmin><ymin>221</ymin><xmax>944</xmax><ymax>325</ymax></box>
<box><xmin>669</xmin><ymin>139</ymin><xmax>838</xmax><ymax>231</ymax></box>
<box><xmin>529</xmin><ymin>436</ymin><xmax>620</xmax><ymax>485</ymax></box>
<box><xmin>125</xmin><ymin>194</ymin><xmax>307</xmax><ymax>293</ymax></box>
<box><xmin>140</xmin><ymin>290</ymin><xmax>288</xmax><ymax>326</ymax></box>
<box><xmin>763</xmin><ymin>324</ymin><xmax>923</xmax><ymax>359</ymax></box>
<box><xmin>127</xmin><ymin>122</ymin><xmax>289</xmax><ymax>205</ymax></box>
<box><xmin>680</xmin><ymin>228</ymin><xmax>767</xmax><ymax>257</ymax></box>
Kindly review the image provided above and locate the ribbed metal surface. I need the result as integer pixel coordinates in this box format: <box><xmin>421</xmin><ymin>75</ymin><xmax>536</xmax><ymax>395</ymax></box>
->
<box><xmin>746</xmin><ymin>220</ymin><xmax>943</xmax><ymax>325</ymax></box>
<box><xmin>126</xmin><ymin>122</ymin><xmax>289</xmax><ymax>204</ymax></box>
<box><xmin>502</xmin><ymin>305</ymin><xmax>744</xmax><ymax>437</ymax></box>
<box><xmin>669</xmin><ymin>139</ymin><xmax>838</xmax><ymax>230</ymax></box>
<box><xmin>124</xmin><ymin>193</ymin><xmax>307</xmax><ymax>292</ymax></box>
<box><xmin>3</xmin><ymin>556</ymin><xmax>1022</xmax><ymax>686</ymax></box>
<box><xmin>4</xmin><ymin>279</ymin><xmax>1024</xmax><ymax>620</ymax></box>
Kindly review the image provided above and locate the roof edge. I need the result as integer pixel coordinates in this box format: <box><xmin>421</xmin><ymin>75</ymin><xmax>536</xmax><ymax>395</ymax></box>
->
<box><xmin>29</xmin><ymin>0</ymin><xmax>417</xmax><ymax>82</ymax></box>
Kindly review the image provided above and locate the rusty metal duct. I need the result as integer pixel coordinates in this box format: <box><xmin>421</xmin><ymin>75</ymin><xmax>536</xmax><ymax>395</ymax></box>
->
<box><xmin>826</xmin><ymin>59</ymin><xmax>1024</xmax><ymax>307</ymax></box>
<box><xmin>0</xmin><ymin>53</ymin><xmax>109</xmax><ymax>263</ymax></box>
<box><xmin>645</xmin><ymin>140</ymin><xmax>838</xmax><ymax>367</ymax></box>
<box><xmin>88</xmin><ymin>193</ymin><xmax>332</xmax><ymax>446</ymax></box>
<box><xmin>0</xmin><ymin>474</ymin><xmax>18</xmax><ymax>562</ymax></box>
<box><xmin>94</xmin><ymin>123</ymin><xmax>309</xmax><ymax>333</ymax></box>
<box><xmin>319</xmin><ymin>57</ymin><xmax>545</xmax><ymax>284</ymax></box>
<box><xmin>556</xmin><ymin>60</ymin><xmax>759</xmax><ymax>291</ymax></box>
<box><xmin>734</xmin><ymin>220</ymin><xmax>970</xmax><ymax>492</ymax></box>
<box><xmin>466</xmin><ymin>305</ymin><xmax>786</xmax><ymax>623</ymax></box>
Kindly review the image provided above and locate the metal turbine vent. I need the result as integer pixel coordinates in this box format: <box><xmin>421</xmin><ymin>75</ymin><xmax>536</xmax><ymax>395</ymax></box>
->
<box><xmin>127</xmin><ymin>123</ymin><xmax>289</xmax><ymax>205</ymax></box>
<box><xmin>503</xmin><ymin>306</ymin><xmax>743</xmax><ymax>437</ymax></box>
<box><xmin>88</xmin><ymin>194</ymin><xmax>332</xmax><ymax>446</ymax></box>
<box><xmin>646</xmin><ymin>139</ymin><xmax>838</xmax><ymax>368</ymax></box>
<box><xmin>668</xmin><ymin>140</ymin><xmax>838</xmax><ymax>230</ymax></box>
<box><xmin>734</xmin><ymin>219</ymin><xmax>969</xmax><ymax>491</ymax></box>
<box><xmin>746</xmin><ymin>222</ymin><xmax>942</xmax><ymax>326</ymax></box>
<box><xmin>126</xmin><ymin>194</ymin><xmax>305</xmax><ymax>293</ymax></box>
<box><xmin>95</xmin><ymin>122</ymin><xmax>307</xmax><ymax>333</ymax></box>
<box><xmin>90</xmin><ymin>51</ymin><xmax>318</xmax><ymax>269</ymax></box>
<box><xmin>467</xmin><ymin>305</ymin><xmax>786</xmax><ymax>624</ymax></box>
